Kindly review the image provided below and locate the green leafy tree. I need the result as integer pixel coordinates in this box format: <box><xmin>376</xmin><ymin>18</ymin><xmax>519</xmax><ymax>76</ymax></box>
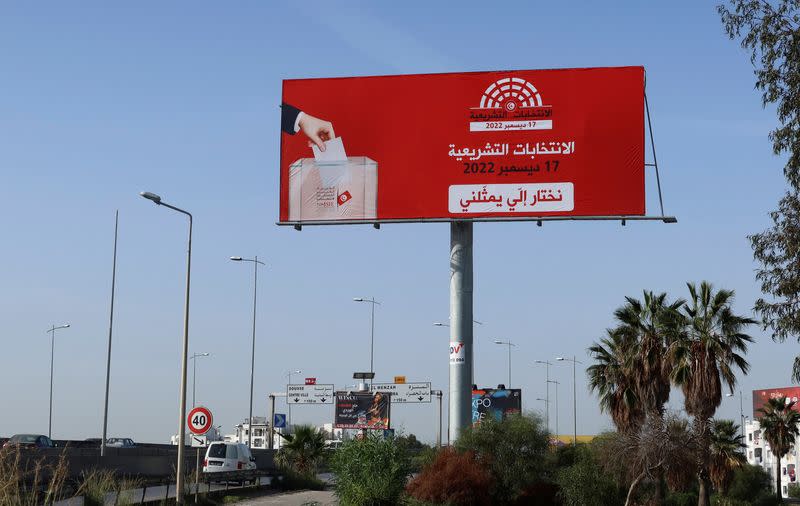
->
<box><xmin>758</xmin><ymin>396</ymin><xmax>800</xmax><ymax>501</ymax></box>
<box><xmin>726</xmin><ymin>464</ymin><xmax>773</xmax><ymax>502</ymax></box>
<box><xmin>670</xmin><ymin>281</ymin><xmax>755</xmax><ymax>506</ymax></box>
<box><xmin>276</xmin><ymin>424</ymin><xmax>327</xmax><ymax>476</ymax></box>
<box><xmin>719</xmin><ymin>0</ymin><xmax>800</xmax><ymax>381</ymax></box>
<box><xmin>556</xmin><ymin>444</ymin><xmax>624</xmax><ymax>506</ymax></box>
<box><xmin>588</xmin><ymin>329</ymin><xmax>645</xmax><ymax>433</ymax></box>
<box><xmin>709</xmin><ymin>420</ymin><xmax>746</xmax><ymax>495</ymax></box>
<box><xmin>454</xmin><ymin>414</ymin><xmax>550</xmax><ymax>504</ymax></box>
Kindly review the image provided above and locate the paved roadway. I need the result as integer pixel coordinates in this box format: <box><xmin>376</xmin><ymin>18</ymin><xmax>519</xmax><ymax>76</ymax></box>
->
<box><xmin>54</xmin><ymin>476</ymin><xmax>272</xmax><ymax>505</ymax></box>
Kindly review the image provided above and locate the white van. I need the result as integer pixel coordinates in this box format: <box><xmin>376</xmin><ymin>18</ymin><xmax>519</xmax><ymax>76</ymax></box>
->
<box><xmin>203</xmin><ymin>442</ymin><xmax>256</xmax><ymax>473</ymax></box>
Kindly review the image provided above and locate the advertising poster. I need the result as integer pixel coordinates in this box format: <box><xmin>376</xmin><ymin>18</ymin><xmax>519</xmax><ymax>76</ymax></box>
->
<box><xmin>752</xmin><ymin>387</ymin><xmax>800</xmax><ymax>418</ymax></box>
<box><xmin>472</xmin><ymin>388</ymin><xmax>522</xmax><ymax>424</ymax></box>
<box><xmin>335</xmin><ymin>392</ymin><xmax>391</xmax><ymax>430</ymax></box>
<box><xmin>280</xmin><ymin>66</ymin><xmax>645</xmax><ymax>223</ymax></box>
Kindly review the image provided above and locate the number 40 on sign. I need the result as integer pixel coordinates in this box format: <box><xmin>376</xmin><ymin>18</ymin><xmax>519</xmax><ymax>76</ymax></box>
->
<box><xmin>187</xmin><ymin>406</ymin><xmax>213</xmax><ymax>435</ymax></box>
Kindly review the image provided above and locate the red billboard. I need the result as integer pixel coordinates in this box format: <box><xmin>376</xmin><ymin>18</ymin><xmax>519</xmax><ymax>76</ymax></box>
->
<box><xmin>279</xmin><ymin>66</ymin><xmax>645</xmax><ymax>223</ymax></box>
<box><xmin>752</xmin><ymin>387</ymin><xmax>800</xmax><ymax>418</ymax></box>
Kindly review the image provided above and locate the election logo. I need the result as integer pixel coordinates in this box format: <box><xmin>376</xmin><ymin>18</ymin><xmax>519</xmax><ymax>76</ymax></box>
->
<box><xmin>469</xmin><ymin>77</ymin><xmax>553</xmax><ymax>132</ymax></box>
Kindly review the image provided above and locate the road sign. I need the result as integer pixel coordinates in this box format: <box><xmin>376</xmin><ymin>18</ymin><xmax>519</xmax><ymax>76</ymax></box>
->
<box><xmin>287</xmin><ymin>383</ymin><xmax>334</xmax><ymax>404</ymax></box>
<box><xmin>372</xmin><ymin>382</ymin><xmax>431</xmax><ymax>403</ymax></box>
<box><xmin>394</xmin><ymin>376</ymin><xmax>406</xmax><ymax>384</ymax></box>
<box><xmin>353</xmin><ymin>372</ymin><xmax>375</xmax><ymax>380</ymax></box>
<box><xmin>273</xmin><ymin>413</ymin><xmax>286</xmax><ymax>429</ymax></box>
<box><xmin>305</xmin><ymin>377</ymin><xmax>317</xmax><ymax>385</ymax></box>
<box><xmin>187</xmin><ymin>406</ymin><xmax>213</xmax><ymax>435</ymax></box>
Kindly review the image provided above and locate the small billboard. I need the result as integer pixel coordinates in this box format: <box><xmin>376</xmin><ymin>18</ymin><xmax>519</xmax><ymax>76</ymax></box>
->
<box><xmin>334</xmin><ymin>392</ymin><xmax>391</xmax><ymax>430</ymax></box>
<box><xmin>752</xmin><ymin>387</ymin><xmax>800</xmax><ymax>418</ymax></box>
<box><xmin>472</xmin><ymin>388</ymin><xmax>522</xmax><ymax>424</ymax></box>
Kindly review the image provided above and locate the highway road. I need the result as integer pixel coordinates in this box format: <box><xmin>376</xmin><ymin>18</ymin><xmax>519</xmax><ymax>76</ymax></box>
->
<box><xmin>54</xmin><ymin>476</ymin><xmax>272</xmax><ymax>505</ymax></box>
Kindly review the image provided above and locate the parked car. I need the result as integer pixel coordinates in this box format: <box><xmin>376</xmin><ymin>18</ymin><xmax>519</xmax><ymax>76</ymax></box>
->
<box><xmin>202</xmin><ymin>442</ymin><xmax>256</xmax><ymax>473</ymax></box>
<box><xmin>84</xmin><ymin>438</ymin><xmax>102</xmax><ymax>447</ymax></box>
<box><xmin>3</xmin><ymin>434</ymin><xmax>55</xmax><ymax>448</ymax></box>
<box><xmin>106</xmin><ymin>438</ymin><xmax>135</xmax><ymax>448</ymax></box>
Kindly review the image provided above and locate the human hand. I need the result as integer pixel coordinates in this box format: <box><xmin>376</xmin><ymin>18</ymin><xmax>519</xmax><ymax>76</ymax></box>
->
<box><xmin>298</xmin><ymin>113</ymin><xmax>335</xmax><ymax>151</ymax></box>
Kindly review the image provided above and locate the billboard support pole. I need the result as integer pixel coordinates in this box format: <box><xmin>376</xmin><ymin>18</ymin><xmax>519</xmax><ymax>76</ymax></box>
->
<box><xmin>268</xmin><ymin>394</ymin><xmax>275</xmax><ymax>450</ymax></box>
<box><xmin>449</xmin><ymin>221</ymin><xmax>473</xmax><ymax>442</ymax></box>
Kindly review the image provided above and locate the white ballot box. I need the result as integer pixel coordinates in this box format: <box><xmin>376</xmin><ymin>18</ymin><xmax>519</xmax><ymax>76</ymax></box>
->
<box><xmin>288</xmin><ymin>156</ymin><xmax>378</xmax><ymax>221</ymax></box>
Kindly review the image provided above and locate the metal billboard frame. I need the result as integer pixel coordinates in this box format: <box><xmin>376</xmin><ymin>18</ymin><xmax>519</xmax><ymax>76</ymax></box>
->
<box><xmin>277</xmin><ymin>93</ymin><xmax>674</xmax><ymax>229</ymax></box>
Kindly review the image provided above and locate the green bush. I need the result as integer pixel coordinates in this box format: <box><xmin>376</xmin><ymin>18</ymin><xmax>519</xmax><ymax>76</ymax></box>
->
<box><xmin>666</xmin><ymin>492</ymin><xmax>699</xmax><ymax>506</ymax></box>
<box><xmin>330</xmin><ymin>433</ymin><xmax>412</xmax><ymax>506</ymax></box>
<box><xmin>710</xmin><ymin>496</ymin><xmax>750</xmax><ymax>506</ymax></box>
<box><xmin>789</xmin><ymin>482</ymin><xmax>800</xmax><ymax>498</ymax></box>
<box><xmin>271</xmin><ymin>467</ymin><xmax>326</xmax><ymax>491</ymax></box>
<box><xmin>556</xmin><ymin>445</ymin><xmax>622</xmax><ymax>506</ymax></box>
<box><xmin>710</xmin><ymin>493</ymin><xmax>782</xmax><ymax>506</ymax></box>
<box><xmin>725</xmin><ymin>464</ymin><xmax>772</xmax><ymax>502</ymax></box>
<box><xmin>455</xmin><ymin>413</ymin><xmax>549</xmax><ymax>503</ymax></box>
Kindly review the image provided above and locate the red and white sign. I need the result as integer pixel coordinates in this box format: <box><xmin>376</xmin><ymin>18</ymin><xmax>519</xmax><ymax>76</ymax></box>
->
<box><xmin>280</xmin><ymin>66</ymin><xmax>645</xmax><ymax>223</ymax></box>
<box><xmin>305</xmin><ymin>377</ymin><xmax>317</xmax><ymax>385</ymax></box>
<box><xmin>187</xmin><ymin>406</ymin><xmax>213</xmax><ymax>435</ymax></box>
<box><xmin>450</xmin><ymin>341</ymin><xmax>466</xmax><ymax>365</ymax></box>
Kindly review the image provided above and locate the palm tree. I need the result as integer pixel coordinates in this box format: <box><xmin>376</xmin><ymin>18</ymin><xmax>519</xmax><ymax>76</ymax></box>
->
<box><xmin>613</xmin><ymin>291</ymin><xmax>684</xmax><ymax>505</ymax></box>
<box><xmin>670</xmin><ymin>281</ymin><xmax>755</xmax><ymax>506</ymax></box>
<box><xmin>709</xmin><ymin>419</ymin><xmax>746</xmax><ymax>495</ymax></box>
<box><xmin>587</xmin><ymin>329</ymin><xmax>644</xmax><ymax>433</ymax></box>
<box><xmin>276</xmin><ymin>424</ymin><xmax>327</xmax><ymax>476</ymax></box>
<box><xmin>614</xmin><ymin>291</ymin><xmax>684</xmax><ymax>421</ymax></box>
<box><xmin>758</xmin><ymin>397</ymin><xmax>800</xmax><ymax>502</ymax></box>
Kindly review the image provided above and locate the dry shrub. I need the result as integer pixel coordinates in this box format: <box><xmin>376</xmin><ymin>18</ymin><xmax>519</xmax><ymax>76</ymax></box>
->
<box><xmin>406</xmin><ymin>448</ymin><xmax>492</xmax><ymax>506</ymax></box>
<box><xmin>0</xmin><ymin>445</ymin><xmax>69</xmax><ymax>505</ymax></box>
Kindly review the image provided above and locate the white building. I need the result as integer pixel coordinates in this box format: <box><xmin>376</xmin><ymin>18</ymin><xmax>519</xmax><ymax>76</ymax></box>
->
<box><xmin>745</xmin><ymin>419</ymin><xmax>799</xmax><ymax>498</ymax></box>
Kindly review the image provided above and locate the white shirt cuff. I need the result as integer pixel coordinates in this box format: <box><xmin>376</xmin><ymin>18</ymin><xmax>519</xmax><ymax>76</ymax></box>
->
<box><xmin>294</xmin><ymin>111</ymin><xmax>304</xmax><ymax>133</ymax></box>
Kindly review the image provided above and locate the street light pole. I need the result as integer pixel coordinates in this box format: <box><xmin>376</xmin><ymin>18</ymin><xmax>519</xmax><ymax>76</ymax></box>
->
<box><xmin>101</xmin><ymin>211</ymin><xmax>119</xmax><ymax>458</ymax></box>
<box><xmin>557</xmin><ymin>356</ymin><xmax>583</xmax><ymax>446</ymax></box>
<box><xmin>534</xmin><ymin>360</ymin><xmax>552</xmax><ymax>432</ymax></box>
<box><xmin>354</xmin><ymin>297</ymin><xmax>380</xmax><ymax>387</ymax></box>
<box><xmin>536</xmin><ymin>397</ymin><xmax>550</xmax><ymax>429</ymax></box>
<box><xmin>47</xmin><ymin>324</ymin><xmax>70</xmax><ymax>439</ymax></box>
<box><xmin>494</xmin><ymin>340</ymin><xmax>515</xmax><ymax>387</ymax></box>
<box><xmin>548</xmin><ymin>380</ymin><xmax>560</xmax><ymax>439</ymax></box>
<box><xmin>231</xmin><ymin>256</ymin><xmax>266</xmax><ymax>448</ymax></box>
<box><xmin>728</xmin><ymin>390</ymin><xmax>746</xmax><ymax>441</ymax></box>
<box><xmin>190</xmin><ymin>353</ymin><xmax>210</xmax><ymax>408</ymax></box>
<box><xmin>140</xmin><ymin>191</ymin><xmax>192</xmax><ymax>504</ymax></box>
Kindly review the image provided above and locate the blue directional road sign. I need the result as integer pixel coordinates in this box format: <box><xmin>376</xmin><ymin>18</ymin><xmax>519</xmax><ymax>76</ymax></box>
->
<box><xmin>273</xmin><ymin>413</ymin><xmax>287</xmax><ymax>429</ymax></box>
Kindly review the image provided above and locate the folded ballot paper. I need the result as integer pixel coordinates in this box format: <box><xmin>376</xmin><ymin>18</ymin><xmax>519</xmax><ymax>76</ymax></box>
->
<box><xmin>289</xmin><ymin>137</ymin><xmax>377</xmax><ymax>221</ymax></box>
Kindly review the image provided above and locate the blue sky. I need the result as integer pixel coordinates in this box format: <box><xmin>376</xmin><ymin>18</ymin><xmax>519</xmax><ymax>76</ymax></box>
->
<box><xmin>0</xmin><ymin>1</ymin><xmax>792</xmax><ymax>443</ymax></box>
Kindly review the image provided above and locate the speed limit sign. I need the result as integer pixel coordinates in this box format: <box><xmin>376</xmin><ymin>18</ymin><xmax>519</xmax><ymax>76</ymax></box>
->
<box><xmin>187</xmin><ymin>406</ymin><xmax>213</xmax><ymax>435</ymax></box>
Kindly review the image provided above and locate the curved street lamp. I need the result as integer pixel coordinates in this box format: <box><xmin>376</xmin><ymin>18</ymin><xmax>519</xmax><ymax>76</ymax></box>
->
<box><xmin>230</xmin><ymin>255</ymin><xmax>266</xmax><ymax>448</ymax></box>
<box><xmin>140</xmin><ymin>191</ymin><xmax>193</xmax><ymax>504</ymax></box>
<box><xmin>47</xmin><ymin>324</ymin><xmax>70</xmax><ymax>439</ymax></box>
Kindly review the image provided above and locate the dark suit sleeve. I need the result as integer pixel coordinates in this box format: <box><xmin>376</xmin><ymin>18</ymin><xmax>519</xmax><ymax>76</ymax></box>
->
<box><xmin>281</xmin><ymin>103</ymin><xmax>301</xmax><ymax>134</ymax></box>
